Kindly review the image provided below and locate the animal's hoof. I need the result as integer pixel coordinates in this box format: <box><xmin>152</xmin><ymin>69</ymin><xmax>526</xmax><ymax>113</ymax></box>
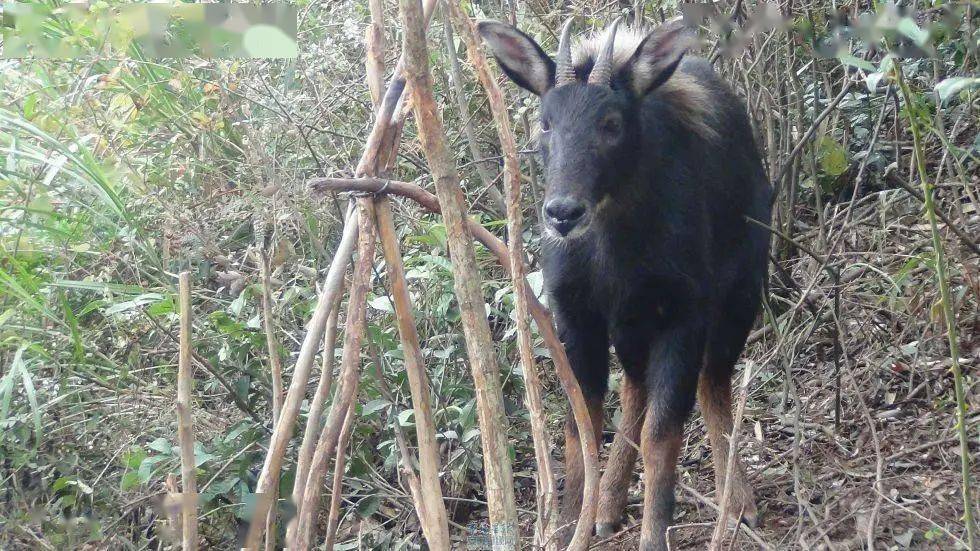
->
<box><xmin>595</xmin><ymin>521</ymin><xmax>622</xmax><ymax>538</ymax></box>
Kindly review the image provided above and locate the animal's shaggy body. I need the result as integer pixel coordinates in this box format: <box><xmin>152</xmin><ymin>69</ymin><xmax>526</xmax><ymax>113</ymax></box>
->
<box><xmin>480</xmin><ymin>18</ymin><xmax>771</xmax><ymax>550</ymax></box>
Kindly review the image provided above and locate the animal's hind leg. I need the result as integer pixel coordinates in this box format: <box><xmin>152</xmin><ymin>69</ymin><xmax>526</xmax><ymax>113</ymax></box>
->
<box><xmin>595</xmin><ymin>372</ymin><xmax>647</xmax><ymax>536</ymax></box>
<box><xmin>698</xmin><ymin>363</ymin><xmax>758</xmax><ymax>528</ymax></box>
<box><xmin>699</xmin><ymin>285</ymin><xmax>763</xmax><ymax>528</ymax></box>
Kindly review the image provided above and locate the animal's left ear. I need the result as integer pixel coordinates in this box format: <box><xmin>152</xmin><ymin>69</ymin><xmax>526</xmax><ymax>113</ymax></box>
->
<box><xmin>623</xmin><ymin>21</ymin><xmax>694</xmax><ymax>97</ymax></box>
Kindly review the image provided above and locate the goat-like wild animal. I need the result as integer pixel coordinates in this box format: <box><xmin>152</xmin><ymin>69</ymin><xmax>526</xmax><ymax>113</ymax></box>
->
<box><xmin>479</xmin><ymin>17</ymin><xmax>772</xmax><ymax>550</ymax></box>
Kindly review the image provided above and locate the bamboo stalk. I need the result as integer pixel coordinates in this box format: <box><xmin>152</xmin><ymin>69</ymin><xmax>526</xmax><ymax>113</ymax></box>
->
<box><xmin>399</xmin><ymin>0</ymin><xmax>518</xmax><ymax>546</ymax></box>
<box><xmin>176</xmin><ymin>271</ymin><xmax>198</xmax><ymax>551</ymax></box>
<box><xmin>364</xmin><ymin>345</ymin><xmax>430</xmax><ymax>547</ymax></box>
<box><xmin>258</xmin><ymin>250</ymin><xmax>284</xmax><ymax>551</ymax></box>
<box><xmin>895</xmin><ymin>63</ymin><xmax>976</xmax><ymax>549</ymax></box>
<box><xmin>374</xmin><ymin>195</ymin><xmax>450</xmax><ymax>549</ymax></box>
<box><xmin>244</xmin><ymin>201</ymin><xmax>359</xmax><ymax>550</ymax></box>
<box><xmin>293</xmin><ymin>198</ymin><xmax>377</xmax><ymax>550</ymax></box>
<box><xmin>446</xmin><ymin>4</ymin><xmax>560</xmax><ymax>547</ymax></box>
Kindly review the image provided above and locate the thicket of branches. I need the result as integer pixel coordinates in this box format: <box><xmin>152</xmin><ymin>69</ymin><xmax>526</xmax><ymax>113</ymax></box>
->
<box><xmin>0</xmin><ymin>0</ymin><xmax>977</xmax><ymax>549</ymax></box>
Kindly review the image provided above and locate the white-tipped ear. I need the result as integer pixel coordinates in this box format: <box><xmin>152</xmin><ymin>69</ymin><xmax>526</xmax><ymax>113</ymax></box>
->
<box><xmin>477</xmin><ymin>21</ymin><xmax>556</xmax><ymax>96</ymax></box>
<box><xmin>625</xmin><ymin>21</ymin><xmax>695</xmax><ymax>96</ymax></box>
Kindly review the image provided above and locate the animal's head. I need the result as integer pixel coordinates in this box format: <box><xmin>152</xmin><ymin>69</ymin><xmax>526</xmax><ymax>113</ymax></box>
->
<box><xmin>478</xmin><ymin>18</ymin><xmax>694</xmax><ymax>239</ymax></box>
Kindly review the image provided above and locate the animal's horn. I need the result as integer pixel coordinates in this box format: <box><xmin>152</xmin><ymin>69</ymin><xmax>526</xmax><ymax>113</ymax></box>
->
<box><xmin>555</xmin><ymin>18</ymin><xmax>576</xmax><ymax>86</ymax></box>
<box><xmin>588</xmin><ymin>16</ymin><xmax>622</xmax><ymax>86</ymax></box>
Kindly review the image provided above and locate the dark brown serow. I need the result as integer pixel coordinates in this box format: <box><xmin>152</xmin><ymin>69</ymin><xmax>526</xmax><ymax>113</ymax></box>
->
<box><xmin>478</xmin><ymin>17</ymin><xmax>771</xmax><ymax>550</ymax></box>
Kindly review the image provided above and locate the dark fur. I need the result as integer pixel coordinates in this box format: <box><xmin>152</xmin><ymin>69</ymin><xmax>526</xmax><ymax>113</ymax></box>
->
<box><xmin>480</xmin><ymin>21</ymin><xmax>771</xmax><ymax>550</ymax></box>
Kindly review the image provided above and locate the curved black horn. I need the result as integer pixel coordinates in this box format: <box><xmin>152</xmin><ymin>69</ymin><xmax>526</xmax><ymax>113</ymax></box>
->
<box><xmin>555</xmin><ymin>18</ymin><xmax>576</xmax><ymax>86</ymax></box>
<box><xmin>587</xmin><ymin>17</ymin><xmax>622</xmax><ymax>86</ymax></box>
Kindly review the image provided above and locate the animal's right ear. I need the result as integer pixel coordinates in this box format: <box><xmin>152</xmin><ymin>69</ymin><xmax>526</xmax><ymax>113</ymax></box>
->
<box><xmin>477</xmin><ymin>21</ymin><xmax>556</xmax><ymax>96</ymax></box>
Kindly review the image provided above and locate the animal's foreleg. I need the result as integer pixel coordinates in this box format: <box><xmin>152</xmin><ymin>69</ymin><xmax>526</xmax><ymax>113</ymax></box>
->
<box><xmin>596</xmin><ymin>373</ymin><xmax>647</xmax><ymax>536</ymax></box>
<box><xmin>638</xmin><ymin>326</ymin><xmax>703</xmax><ymax>551</ymax></box>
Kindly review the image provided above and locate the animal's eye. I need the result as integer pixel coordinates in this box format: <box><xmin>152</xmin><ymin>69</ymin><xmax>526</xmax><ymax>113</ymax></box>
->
<box><xmin>600</xmin><ymin>114</ymin><xmax>622</xmax><ymax>136</ymax></box>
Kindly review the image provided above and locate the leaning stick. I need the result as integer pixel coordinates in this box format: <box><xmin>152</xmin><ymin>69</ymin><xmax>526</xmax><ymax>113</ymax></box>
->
<box><xmin>446</xmin><ymin>3</ymin><xmax>561</xmax><ymax>547</ymax></box>
<box><xmin>244</xmin><ymin>201</ymin><xmax>358</xmax><ymax>550</ymax></box>
<box><xmin>374</xmin><ymin>195</ymin><xmax>450</xmax><ymax>548</ymax></box>
<box><xmin>289</xmin><ymin>277</ymin><xmax>343</xmax><ymax>532</ymax></box>
<box><xmin>293</xmin><ymin>199</ymin><xmax>377</xmax><ymax>550</ymax></box>
<box><xmin>400</xmin><ymin>0</ymin><xmax>519</xmax><ymax>546</ymax></box>
<box><xmin>176</xmin><ymin>272</ymin><xmax>198</xmax><ymax>551</ymax></box>
<box><xmin>323</xmin><ymin>402</ymin><xmax>356</xmax><ymax>551</ymax></box>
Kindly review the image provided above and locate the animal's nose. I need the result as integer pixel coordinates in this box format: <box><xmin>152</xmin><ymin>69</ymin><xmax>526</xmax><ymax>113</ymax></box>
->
<box><xmin>544</xmin><ymin>198</ymin><xmax>587</xmax><ymax>236</ymax></box>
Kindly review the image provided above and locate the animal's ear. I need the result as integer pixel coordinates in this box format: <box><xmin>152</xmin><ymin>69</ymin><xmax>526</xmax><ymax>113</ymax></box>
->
<box><xmin>623</xmin><ymin>21</ymin><xmax>694</xmax><ymax>96</ymax></box>
<box><xmin>477</xmin><ymin>21</ymin><xmax>556</xmax><ymax>96</ymax></box>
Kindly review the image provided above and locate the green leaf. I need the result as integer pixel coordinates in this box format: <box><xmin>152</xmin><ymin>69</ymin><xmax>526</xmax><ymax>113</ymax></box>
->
<box><xmin>356</xmin><ymin>495</ymin><xmax>381</xmax><ymax>518</ymax></box>
<box><xmin>367</xmin><ymin>295</ymin><xmax>394</xmax><ymax>313</ymax></box>
<box><xmin>362</xmin><ymin>399</ymin><xmax>390</xmax><ymax>416</ymax></box>
<box><xmin>818</xmin><ymin>137</ymin><xmax>849</xmax><ymax>176</ymax></box>
<box><xmin>397</xmin><ymin>409</ymin><xmax>414</xmax><ymax>427</ymax></box>
<box><xmin>897</xmin><ymin>17</ymin><xmax>929</xmax><ymax>47</ymax></box>
<box><xmin>23</xmin><ymin>94</ymin><xmax>37</xmax><ymax>120</ymax></box>
<box><xmin>147</xmin><ymin>437</ymin><xmax>172</xmax><ymax>454</ymax></box>
<box><xmin>104</xmin><ymin>293</ymin><xmax>165</xmax><ymax>315</ymax></box>
<box><xmin>120</xmin><ymin>471</ymin><xmax>140</xmax><ymax>491</ymax></box>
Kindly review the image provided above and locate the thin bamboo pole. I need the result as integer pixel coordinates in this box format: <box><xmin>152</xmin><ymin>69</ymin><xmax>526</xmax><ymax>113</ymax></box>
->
<box><xmin>176</xmin><ymin>271</ymin><xmax>198</xmax><ymax>551</ymax></box>
<box><xmin>293</xmin><ymin>198</ymin><xmax>377</xmax><ymax>550</ymax></box>
<box><xmin>375</xmin><ymin>195</ymin><xmax>450</xmax><ymax>548</ymax></box>
<box><xmin>399</xmin><ymin>0</ymin><xmax>518</xmax><ymax>546</ymax></box>
<box><xmin>446</xmin><ymin>3</ymin><xmax>559</xmax><ymax>547</ymax></box>
<box><xmin>896</xmin><ymin>63</ymin><xmax>976</xmax><ymax>549</ymax></box>
<box><xmin>709</xmin><ymin>362</ymin><xmax>753</xmax><ymax>550</ymax></box>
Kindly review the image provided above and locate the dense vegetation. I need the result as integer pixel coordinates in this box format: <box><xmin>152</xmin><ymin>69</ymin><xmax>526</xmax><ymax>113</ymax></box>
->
<box><xmin>1</xmin><ymin>0</ymin><xmax>977</xmax><ymax>549</ymax></box>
